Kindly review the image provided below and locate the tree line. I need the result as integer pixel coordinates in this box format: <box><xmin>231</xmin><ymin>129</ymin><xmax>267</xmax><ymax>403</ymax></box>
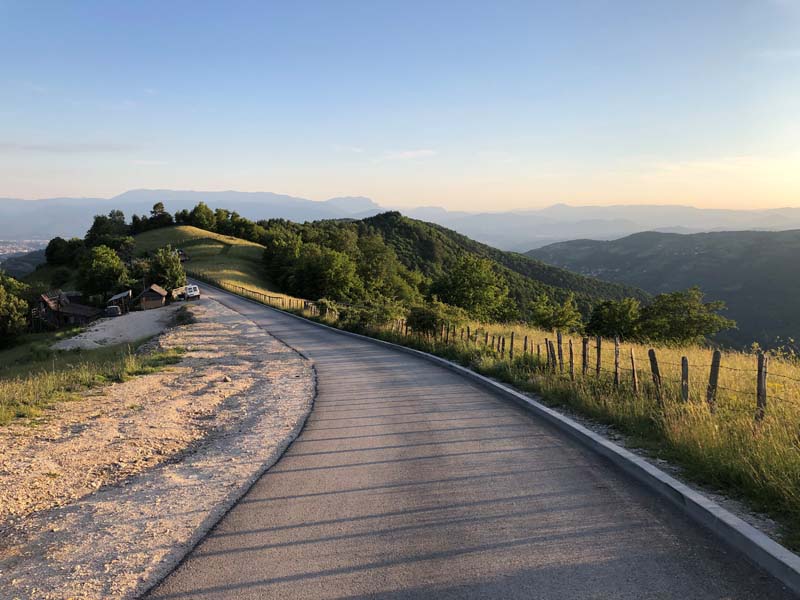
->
<box><xmin>1</xmin><ymin>200</ymin><xmax>736</xmax><ymax>347</ymax></box>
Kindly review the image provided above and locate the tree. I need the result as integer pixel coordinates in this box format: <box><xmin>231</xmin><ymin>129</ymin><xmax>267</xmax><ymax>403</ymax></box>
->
<box><xmin>77</xmin><ymin>245</ymin><xmax>129</xmax><ymax>299</ymax></box>
<box><xmin>430</xmin><ymin>254</ymin><xmax>510</xmax><ymax>321</ymax></box>
<box><xmin>528</xmin><ymin>293</ymin><xmax>583</xmax><ymax>331</ymax></box>
<box><xmin>189</xmin><ymin>202</ymin><xmax>216</xmax><ymax>231</ymax></box>
<box><xmin>586</xmin><ymin>298</ymin><xmax>641</xmax><ymax>340</ymax></box>
<box><xmin>289</xmin><ymin>243</ymin><xmax>363</xmax><ymax>301</ymax></box>
<box><xmin>148</xmin><ymin>245</ymin><xmax>186</xmax><ymax>292</ymax></box>
<box><xmin>45</xmin><ymin>237</ymin><xmax>84</xmax><ymax>266</ymax></box>
<box><xmin>148</xmin><ymin>202</ymin><xmax>174</xmax><ymax>229</ymax></box>
<box><xmin>638</xmin><ymin>287</ymin><xmax>736</xmax><ymax>344</ymax></box>
<box><xmin>0</xmin><ymin>272</ymin><xmax>28</xmax><ymax>344</ymax></box>
<box><xmin>85</xmin><ymin>210</ymin><xmax>129</xmax><ymax>248</ymax></box>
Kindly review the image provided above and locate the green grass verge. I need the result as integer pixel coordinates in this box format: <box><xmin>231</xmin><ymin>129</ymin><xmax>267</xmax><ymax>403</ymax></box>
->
<box><xmin>0</xmin><ymin>332</ymin><xmax>186</xmax><ymax>425</ymax></box>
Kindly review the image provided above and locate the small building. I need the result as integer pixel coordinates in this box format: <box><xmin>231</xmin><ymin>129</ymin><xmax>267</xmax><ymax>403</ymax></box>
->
<box><xmin>134</xmin><ymin>284</ymin><xmax>168</xmax><ymax>310</ymax></box>
<box><xmin>35</xmin><ymin>290</ymin><xmax>102</xmax><ymax>327</ymax></box>
<box><xmin>107</xmin><ymin>289</ymin><xmax>132</xmax><ymax>314</ymax></box>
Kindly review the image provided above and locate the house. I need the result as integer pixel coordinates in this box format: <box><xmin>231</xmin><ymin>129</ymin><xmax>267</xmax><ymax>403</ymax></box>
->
<box><xmin>107</xmin><ymin>289</ymin><xmax>132</xmax><ymax>314</ymax></box>
<box><xmin>134</xmin><ymin>284</ymin><xmax>168</xmax><ymax>310</ymax></box>
<box><xmin>35</xmin><ymin>290</ymin><xmax>102</xmax><ymax>327</ymax></box>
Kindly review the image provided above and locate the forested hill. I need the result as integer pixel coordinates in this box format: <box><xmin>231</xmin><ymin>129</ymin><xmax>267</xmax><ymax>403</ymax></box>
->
<box><xmin>361</xmin><ymin>212</ymin><xmax>648</xmax><ymax>313</ymax></box>
<box><xmin>527</xmin><ymin>230</ymin><xmax>800</xmax><ymax>348</ymax></box>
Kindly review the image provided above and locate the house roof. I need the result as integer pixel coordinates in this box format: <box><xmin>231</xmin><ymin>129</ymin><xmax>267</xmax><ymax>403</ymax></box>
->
<box><xmin>134</xmin><ymin>283</ymin><xmax>168</xmax><ymax>302</ymax></box>
<box><xmin>108</xmin><ymin>289</ymin><xmax>132</xmax><ymax>303</ymax></box>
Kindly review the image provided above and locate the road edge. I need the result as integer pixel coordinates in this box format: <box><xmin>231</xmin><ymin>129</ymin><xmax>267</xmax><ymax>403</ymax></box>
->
<box><xmin>200</xmin><ymin>281</ymin><xmax>800</xmax><ymax>595</ymax></box>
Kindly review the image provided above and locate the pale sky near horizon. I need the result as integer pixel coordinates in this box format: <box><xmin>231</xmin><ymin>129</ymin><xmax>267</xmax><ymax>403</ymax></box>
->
<box><xmin>1</xmin><ymin>1</ymin><xmax>799</xmax><ymax>210</ymax></box>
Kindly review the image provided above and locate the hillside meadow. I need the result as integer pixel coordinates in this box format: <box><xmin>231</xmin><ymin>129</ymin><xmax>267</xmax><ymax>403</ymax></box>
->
<box><xmin>133</xmin><ymin>225</ymin><xmax>302</xmax><ymax>304</ymax></box>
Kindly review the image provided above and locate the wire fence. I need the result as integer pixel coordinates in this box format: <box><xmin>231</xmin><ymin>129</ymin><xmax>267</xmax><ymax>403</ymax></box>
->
<box><xmin>196</xmin><ymin>276</ymin><xmax>799</xmax><ymax>423</ymax></box>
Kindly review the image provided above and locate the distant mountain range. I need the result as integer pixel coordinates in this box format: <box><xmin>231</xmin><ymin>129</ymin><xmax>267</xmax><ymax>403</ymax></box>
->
<box><xmin>3</xmin><ymin>189</ymin><xmax>800</xmax><ymax>250</ymax></box>
<box><xmin>527</xmin><ymin>230</ymin><xmax>800</xmax><ymax>348</ymax></box>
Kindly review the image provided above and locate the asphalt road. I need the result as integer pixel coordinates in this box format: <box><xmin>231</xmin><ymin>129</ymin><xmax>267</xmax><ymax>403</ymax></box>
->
<box><xmin>147</xmin><ymin>286</ymin><xmax>794</xmax><ymax>599</ymax></box>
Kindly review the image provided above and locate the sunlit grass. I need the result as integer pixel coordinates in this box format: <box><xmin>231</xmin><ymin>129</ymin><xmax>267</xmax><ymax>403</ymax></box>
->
<box><xmin>0</xmin><ymin>340</ymin><xmax>186</xmax><ymax>425</ymax></box>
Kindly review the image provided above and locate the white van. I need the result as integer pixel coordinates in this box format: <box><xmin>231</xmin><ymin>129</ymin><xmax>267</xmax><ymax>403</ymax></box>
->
<box><xmin>184</xmin><ymin>284</ymin><xmax>201</xmax><ymax>300</ymax></box>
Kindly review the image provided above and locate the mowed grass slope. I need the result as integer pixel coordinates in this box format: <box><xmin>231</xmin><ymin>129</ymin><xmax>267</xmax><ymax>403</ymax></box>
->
<box><xmin>134</xmin><ymin>225</ymin><xmax>298</xmax><ymax>302</ymax></box>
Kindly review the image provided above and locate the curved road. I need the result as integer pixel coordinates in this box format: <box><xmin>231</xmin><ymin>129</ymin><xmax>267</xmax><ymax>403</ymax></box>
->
<box><xmin>148</xmin><ymin>286</ymin><xmax>793</xmax><ymax>599</ymax></box>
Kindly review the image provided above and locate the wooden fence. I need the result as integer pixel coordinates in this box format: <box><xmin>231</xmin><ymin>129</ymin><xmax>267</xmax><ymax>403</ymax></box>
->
<box><xmin>190</xmin><ymin>274</ymin><xmax>795</xmax><ymax>423</ymax></box>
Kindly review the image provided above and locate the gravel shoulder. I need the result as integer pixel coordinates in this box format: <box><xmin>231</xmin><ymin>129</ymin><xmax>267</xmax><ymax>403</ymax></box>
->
<box><xmin>0</xmin><ymin>298</ymin><xmax>315</xmax><ymax>599</ymax></box>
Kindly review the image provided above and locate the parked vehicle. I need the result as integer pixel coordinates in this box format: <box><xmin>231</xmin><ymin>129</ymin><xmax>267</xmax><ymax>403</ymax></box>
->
<box><xmin>184</xmin><ymin>284</ymin><xmax>201</xmax><ymax>300</ymax></box>
<box><xmin>105</xmin><ymin>305</ymin><xmax>122</xmax><ymax>317</ymax></box>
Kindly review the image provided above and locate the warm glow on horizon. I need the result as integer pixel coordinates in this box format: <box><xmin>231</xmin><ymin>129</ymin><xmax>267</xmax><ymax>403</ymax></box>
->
<box><xmin>1</xmin><ymin>2</ymin><xmax>799</xmax><ymax>211</ymax></box>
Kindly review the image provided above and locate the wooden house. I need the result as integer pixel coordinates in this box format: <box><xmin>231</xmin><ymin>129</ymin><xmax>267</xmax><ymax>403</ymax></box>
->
<box><xmin>134</xmin><ymin>284</ymin><xmax>168</xmax><ymax>310</ymax></box>
<box><xmin>35</xmin><ymin>290</ymin><xmax>102</xmax><ymax>327</ymax></box>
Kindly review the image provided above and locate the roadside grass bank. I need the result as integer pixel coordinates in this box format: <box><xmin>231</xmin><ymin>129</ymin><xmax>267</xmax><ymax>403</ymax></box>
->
<box><xmin>201</xmin><ymin>277</ymin><xmax>800</xmax><ymax>551</ymax></box>
<box><xmin>0</xmin><ymin>334</ymin><xmax>186</xmax><ymax>425</ymax></box>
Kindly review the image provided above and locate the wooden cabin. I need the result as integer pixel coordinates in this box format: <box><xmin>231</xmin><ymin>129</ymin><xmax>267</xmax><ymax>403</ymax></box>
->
<box><xmin>35</xmin><ymin>290</ymin><xmax>102</xmax><ymax>327</ymax></box>
<box><xmin>134</xmin><ymin>284</ymin><xmax>168</xmax><ymax>310</ymax></box>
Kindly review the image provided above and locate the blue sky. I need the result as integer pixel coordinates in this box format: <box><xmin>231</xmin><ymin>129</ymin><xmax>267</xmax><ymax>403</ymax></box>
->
<box><xmin>1</xmin><ymin>0</ymin><xmax>799</xmax><ymax>209</ymax></box>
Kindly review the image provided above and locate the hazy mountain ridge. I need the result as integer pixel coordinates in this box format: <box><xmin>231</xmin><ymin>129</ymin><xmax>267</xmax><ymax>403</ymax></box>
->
<box><xmin>4</xmin><ymin>190</ymin><xmax>800</xmax><ymax>249</ymax></box>
<box><xmin>527</xmin><ymin>230</ymin><xmax>800</xmax><ymax>348</ymax></box>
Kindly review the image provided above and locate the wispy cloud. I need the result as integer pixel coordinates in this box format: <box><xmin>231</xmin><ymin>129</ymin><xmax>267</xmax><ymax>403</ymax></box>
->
<box><xmin>379</xmin><ymin>149</ymin><xmax>437</xmax><ymax>161</ymax></box>
<box><xmin>143</xmin><ymin>88</ymin><xmax>158</xmax><ymax>96</ymax></box>
<box><xmin>0</xmin><ymin>141</ymin><xmax>136</xmax><ymax>154</ymax></box>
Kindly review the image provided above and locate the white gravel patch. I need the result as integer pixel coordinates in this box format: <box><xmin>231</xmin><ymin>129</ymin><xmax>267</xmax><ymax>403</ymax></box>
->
<box><xmin>52</xmin><ymin>304</ymin><xmax>183</xmax><ymax>350</ymax></box>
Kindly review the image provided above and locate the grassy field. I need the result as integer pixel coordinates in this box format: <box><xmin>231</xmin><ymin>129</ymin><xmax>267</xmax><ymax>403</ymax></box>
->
<box><xmin>134</xmin><ymin>225</ymin><xmax>301</xmax><ymax>303</ymax></box>
<box><xmin>0</xmin><ymin>328</ymin><xmax>186</xmax><ymax>425</ymax></box>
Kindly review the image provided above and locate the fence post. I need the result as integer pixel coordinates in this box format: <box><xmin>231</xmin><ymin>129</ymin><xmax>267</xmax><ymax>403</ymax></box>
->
<box><xmin>509</xmin><ymin>332</ymin><xmax>515</xmax><ymax>360</ymax></box>
<box><xmin>548</xmin><ymin>340</ymin><xmax>558</xmax><ymax>372</ymax></box>
<box><xmin>491</xmin><ymin>334</ymin><xmax>496</xmax><ymax>350</ymax></box>
<box><xmin>681</xmin><ymin>357</ymin><xmax>690</xmax><ymax>402</ymax></box>
<box><xmin>630</xmin><ymin>348</ymin><xmax>639</xmax><ymax>395</ymax></box>
<box><xmin>445</xmin><ymin>325</ymin><xmax>450</xmax><ymax>344</ymax></box>
<box><xmin>537</xmin><ymin>343</ymin><xmax>541</xmax><ymax>362</ymax></box>
<box><xmin>756</xmin><ymin>352</ymin><xmax>768</xmax><ymax>421</ymax></box>
<box><xmin>523</xmin><ymin>335</ymin><xmax>528</xmax><ymax>355</ymax></box>
<box><xmin>404</xmin><ymin>322</ymin><xmax>409</xmax><ymax>337</ymax></box>
<box><xmin>568</xmin><ymin>339</ymin><xmax>575</xmax><ymax>381</ymax></box>
<box><xmin>484</xmin><ymin>331</ymin><xmax>489</xmax><ymax>346</ymax></box>
<box><xmin>613</xmin><ymin>337</ymin><xmax>620</xmax><ymax>388</ymax></box>
<box><xmin>582</xmin><ymin>338</ymin><xmax>589</xmax><ymax>376</ymax></box>
<box><xmin>648</xmin><ymin>349</ymin><xmax>663</xmax><ymax>406</ymax></box>
<box><xmin>501</xmin><ymin>336</ymin><xmax>506</xmax><ymax>358</ymax></box>
<box><xmin>467</xmin><ymin>325</ymin><xmax>471</xmax><ymax>344</ymax></box>
<box><xmin>596</xmin><ymin>336</ymin><xmax>602</xmax><ymax>377</ymax></box>
<box><xmin>557</xmin><ymin>332</ymin><xmax>564</xmax><ymax>372</ymax></box>
<box><xmin>706</xmin><ymin>350</ymin><xmax>721</xmax><ymax>414</ymax></box>
<box><xmin>544</xmin><ymin>338</ymin><xmax>550</xmax><ymax>366</ymax></box>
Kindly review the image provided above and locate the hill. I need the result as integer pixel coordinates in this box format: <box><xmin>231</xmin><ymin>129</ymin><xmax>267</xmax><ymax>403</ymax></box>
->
<box><xmin>0</xmin><ymin>249</ymin><xmax>46</xmax><ymax>278</ymax></box>
<box><xmin>133</xmin><ymin>226</ymin><xmax>294</xmax><ymax>302</ymax></box>
<box><xmin>358</xmin><ymin>212</ymin><xmax>648</xmax><ymax>316</ymax></box>
<box><xmin>527</xmin><ymin>230</ymin><xmax>800</xmax><ymax>348</ymax></box>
